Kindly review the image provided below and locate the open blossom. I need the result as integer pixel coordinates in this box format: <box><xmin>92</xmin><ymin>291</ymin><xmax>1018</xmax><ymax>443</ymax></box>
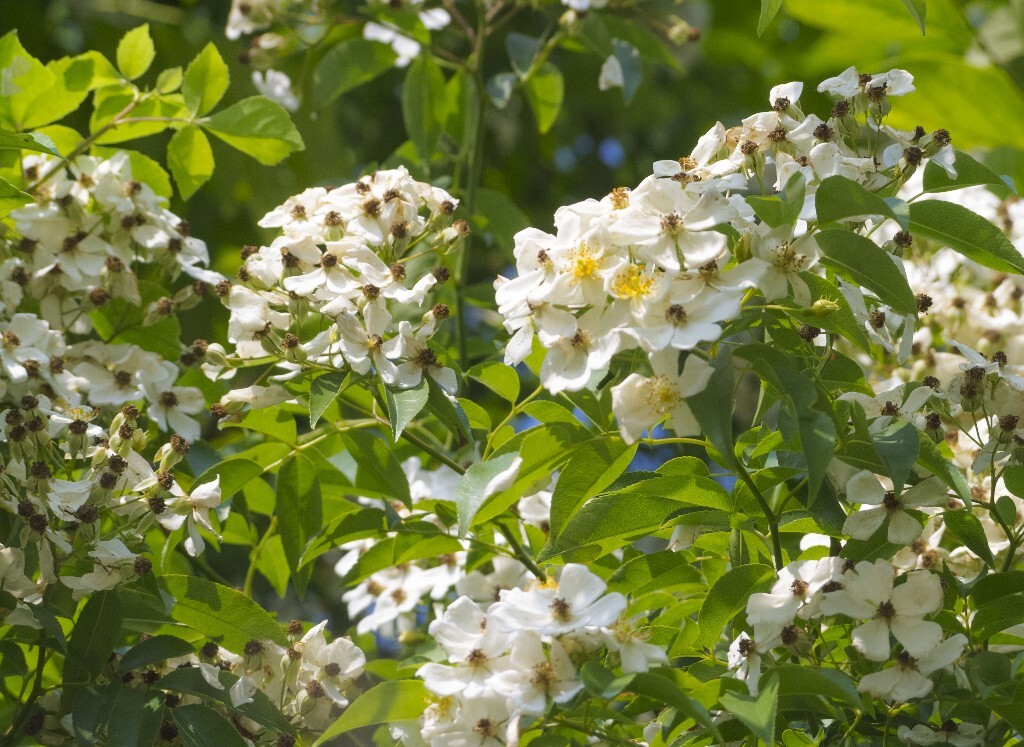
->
<box><xmin>820</xmin><ymin>560</ymin><xmax>944</xmax><ymax>661</ymax></box>
<box><xmin>610</xmin><ymin>350</ymin><xmax>712</xmax><ymax>443</ymax></box>
<box><xmin>488</xmin><ymin>564</ymin><xmax>626</xmax><ymax>635</ymax></box>
<box><xmin>842</xmin><ymin>472</ymin><xmax>948</xmax><ymax>546</ymax></box>
<box><xmin>858</xmin><ymin>634</ymin><xmax>968</xmax><ymax>701</ymax></box>
<box><xmin>157</xmin><ymin>476</ymin><xmax>224</xmax><ymax>557</ymax></box>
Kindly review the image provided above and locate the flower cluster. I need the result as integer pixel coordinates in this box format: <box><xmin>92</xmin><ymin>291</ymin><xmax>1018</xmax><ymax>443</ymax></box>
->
<box><xmin>218</xmin><ymin>166</ymin><xmax>463</xmax><ymax>411</ymax></box>
<box><xmin>496</xmin><ymin>68</ymin><xmax>957</xmax><ymax>445</ymax></box>
<box><xmin>30</xmin><ymin>620</ymin><xmax>366</xmax><ymax>742</ymax></box>
<box><xmin>404</xmin><ymin>563</ymin><xmax>665</xmax><ymax>747</ymax></box>
<box><xmin>734</xmin><ymin>558</ymin><xmax>967</xmax><ymax>703</ymax></box>
<box><xmin>0</xmin><ymin>152</ymin><xmax>229</xmax><ymax>621</ymax></box>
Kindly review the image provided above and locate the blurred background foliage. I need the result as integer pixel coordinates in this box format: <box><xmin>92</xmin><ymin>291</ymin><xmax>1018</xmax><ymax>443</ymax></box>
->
<box><xmin>7</xmin><ymin>0</ymin><xmax>1024</xmax><ymax>284</ymax></box>
<box><xmin>5</xmin><ymin>0</ymin><xmax>1024</xmax><ymax>616</ymax></box>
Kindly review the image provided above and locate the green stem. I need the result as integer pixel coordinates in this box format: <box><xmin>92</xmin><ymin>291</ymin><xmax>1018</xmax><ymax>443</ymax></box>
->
<box><xmin>734</xmin><ymin>458</ymin><xmax>784</xmax><ymax>569</ymax></box>
<box><xmin>244</xmin><ymin>516</ymin><xmax>278</xmax><ymax>598</ymax></box>
<box><xmin>497</xmin><ymin>523</ymin><xmax>547</xmax><ymax>582</ymax></box>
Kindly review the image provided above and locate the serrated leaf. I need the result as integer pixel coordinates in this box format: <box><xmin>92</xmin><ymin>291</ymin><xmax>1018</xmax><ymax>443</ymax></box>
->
<box><xmin>697</xmin><ymin>564</ymin><xmax>775</xmax><ymax>647</ymax></box>
<box><xmin>275</xmin><ymin>455</ymin><xmax>322</xmax><ymax>596</ymax></box>
<box><xmin>183</xmin><ymin>43</ymin><xmax>229</xmax><ymax>116</ymax></box>
<box><xmin>456</xmin><ymin>452</ymin><xmax>522</xmax><ymax>535</ymax></box>
<box><xmin>309</xmin><ymin>371</ymin><xmax>350</xmax><ymax>427</ymax></box>
<box><xmin>313</xmin><ymin>38</ymin><xmax>398</xmax><ymax>101</ymax></box>
<box><xmin>943</xmin><ymin>510</ymin><xmax>994</xmax><ymax>564</ymax></box>
<box><xmin>909</xmin><ymin>200</ymin><xmax>1024</xmax><ymax>274</ymax></box>
<box><xmin>525</xmin><ymin>62</ymin><xmax>563</xmax><ymax>135</ymax></box>
<box><xmin>467</xmin><ymin>360</ymin><xmax>520</xmax><ymax>403</ymax></box>
<box><xmin>815</xmin><ymin>175</ymin><xmax>910</xmax><ymax>230</ymax></box>
<box><xmin>167</xmin><ymin>125</ymin><xmax>214</xmax><ymax>199</ymax></box>
<box><xmin>550</xmin><ymin>440</ymin><xmax>638</xmax><ymax>539</ymax></box>
<box><xmin>117</xmin><ymin>635</ymin><xmax>195</xmax><ymax>674</ymax></box>
<box><xmin>314</xmin><ymin>680</ymin><xmax>428</xmax><ymax>745</ymax></box>
<box><xmin>106</xmin><ymin>687</ymin><xmax>163</xmax><ymax>747</ymax></box>
<box><xmin>116</xmin><ymin>24</ymin><xmax>155</xmax><ymax>81</ymax></box>
<box><xmin>0</xmin><ymin>127</ymin><xmax>62</xmax><ymax>157</ymax></box>
<box><xmin>816</xmin><ymin>229</ymin><xmax>917</xmax><ymax>315</ymax></box>
<box><xmin>922</xmin><ymin>150</ymin><xmax>1011</xmax><ymax>194</ymax></box>
<box><xmin>719</xmin><ymin>674</ymin><xmax>779</xmax><ymax>744</ymax></box>
<box><xmin>163</xmin><ymin>575</ymin><xmax>287</xmax><ymax>653</ymax></box>
<box><xmin>203</xmin><ymin>96</ymin><xmax>304</xmax><ymax>165</ymax></box>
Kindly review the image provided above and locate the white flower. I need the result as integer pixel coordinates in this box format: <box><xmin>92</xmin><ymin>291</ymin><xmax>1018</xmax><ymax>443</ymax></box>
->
<box><xmin>489</xmin><ymin>563</ymin><xmax>626</xmax><ymax>635</ymax></box>
<box><xmin>897</xmin><ymin>722</ymin><xmax>985</xmax><ymax>746</ymax></box>
<box><xmin>157</xmin><ymin>476</ymin><xmax>224</xmax><ymax>557</ymax></box>
<box><xmin>363</xmin><ymin>22</ymin><xmax>422</xmax><ymax>68</ymax></box>
<box><xmin>857</xmin><ymin>634</ymin><xmax>967</xmax><ymax>701</ymax></box>
<box><xmin>251</xmin><ymin>69</ymin><xmax>299</xmax><ymax>112</ymax></box>
<box><xmin>820</xmin><ymin>560</ymin><xmax>944</xmax><ymax>661</ymax></box>
<box><xmin>598</xmin><ymin>55</ymin><xmax>624</xmax><ymax>91</ymax></box>
<box><xmin>487</xmin><ymin>633</ymin><xmax>583</xmax><ymax>715</ymax></box>
<box><xmin>145</xmin><ymin>384</ymin><xmax>205</xmax><ymax>442</ymax></box>
<box><xmin>610</xmin><ymin>350</ymin><xmax>713</xmax><ymax>443</ymax></box>
<box><xmin>727</xmin><ymin>631</ymin><xmax>778</xmax><ymax>696</ymax></box>
<box><xmin>842</xmin><ymin>472</ymin><xmax>947</xmax><ymax>546</ymax></box>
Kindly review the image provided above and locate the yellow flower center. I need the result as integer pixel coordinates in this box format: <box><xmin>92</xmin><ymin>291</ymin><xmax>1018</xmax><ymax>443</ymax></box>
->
<box><xmin>612</xmin><ymin>264</ymin><xmax>656</xmax><ymax>300</ymax></box>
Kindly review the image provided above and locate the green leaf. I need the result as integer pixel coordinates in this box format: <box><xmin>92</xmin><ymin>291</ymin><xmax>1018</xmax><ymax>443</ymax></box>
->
<box><xmin>506</xmin><ymin>33</ymin><xmax>542</xmax><ymax>79</ymax></box>
<box><xmin>402</xmin><ymin>55</ymin><xmax>447</xmax><ymax>160</ymax></box>
<box><xmin>472</xmin><ymin>187</ymin><xmax>532</xmax><ymax>258</ymax></box>
<box><xmin>0</xmin><ymin>32</ymin><xmax>54</xmax><ymax>130</ymax></box>
<box><xmin>815</xmin><ymin>175</ymin><xmax>910</xmax><ymax>230</ymax></box>
<box><xmin>156</xmin><ymin>66</ymin><xmax>182</xmax><ymax>94</ymax></box>
<box><xmin>65</xmin><ymin>591</ymin><xmax>123</xmax><ymax>696</ymax></box>
<box><xmin>719</xmin><ymin>674</ymin><xmax>779</xmax><ymax>744</ymax></box>
<box><xmin>183</xmin><ymin>43</ymin><xmax>229</xmax><ymax>116</ymax></box>
<box><xmin>203</xmin><ymin>96</ymin><xmax>304</xmax><ymax>165</ymax></box>
<box><xmin>467</xmin><ymin>361</ymin><xmax>520</xmax><ymax>403</ymax></box>
<box><xmin>757</xmin><ymin>0</ymin><xmax>784</xmax><ymax>36</ymax></box>
<box><xmin>784</xmin><ymin>272</ymin><xmax>871</xmax><ymax>354</ymax></box>
<box><xmin>922</xmin><ymin>150</ymin><xmax>1011</xmax><ymax>194</ymax></box>
<box><xmin>611</xmin><ymin>38</ymin><xmax>642</xmax><ymax>105</ymax></box>
<box><xmin>0</xmin><ymin>175</ymin><xmax>32</xmax><ymax>218</ymax></box>
<box><xmin>106</xmin><ymin>687</ymin><xmax>163</xmax><ymax>747</ymax></box>
<box><xmin>697</xmin><ymin>564</ymin><xmax>776</xmax><ymax>647</ymax></box>
<box><xmin>341</xmin><ymin>429</ymin><xmax>412</xmax><ymax>505</ymax></box>
<box><xmin>525</xmin><ymin>62</ymin><xmax>563</xmax><ymax>135</ymax></box>
<box><xmin>192</xmin><ymin>458</ymin><xmax>263</xmax><ymax>502</ymax></box>
<box><xmin>972</xmin><ymin>593</ymin><xmax>1024</xmax><ymax>641</ymax></box>
<box><xmin>167</xmin><ymin>125</ymin><xmax>214</xmax><ymax>199</ymax></box>
<box><xmin>816</xmin><ymin>229</ymin><xmax>917</xmax><ymax>314</ymax></box>
<box><xmin>0</xmin><ymin>127</ymin><xmax>62</xmax><ymax>157</ymax></box>
<box><xmin>64</xmin><ymin>590</ymin><xmax>122</xmax><ymax>709</ymax></box>
<box><xmin>1002</xmin><ymin>465</ymin><xmax>1024</xmax><ymax>498</ymax></box>
<box><xmin>116</xmin><ymin>24</ymin><xmax>155</xmax><ymax>81</ymax></box>
<box><xmin>172</xmin><ymin>705</ymin><xmax>247</xmax><ymax>747</ymax></box>
<box><xmin>916</xmin><ymin>432</ymin><xmax>971</xmax><ymax>507</ymax></box>
<box><xmin>901</xmin><ymin>0</ymin><xmax>926</xmax><ymax>33</ymax></box>
<box><xmin>163</xmin><ymin>575</ymin><xmax>287</xmax><ymax>653</ymax></box>
<box><xmin>309</xmin><ymin>371</ymin><xmax>350</xmax><ymax>427</ymax></box>
<box><xmin>550</xmin><ymin>439</ymin><xmax>638</xmax><ymax>540</ymax></box>
<box><xmin>275</xmin><ymin>455</ymin><xmax>322</xmax><ymax>595</ymax></box>
<box><xmin>909</xmin><ymin>200</ymin><xmax>1024</xmax><ymax>274</ymax></box>
<box><xmin>71</xmin><ymin>685</ymin><xmax>117</xmax><ymax>746</ymax></box>
<box><xmin>540</xmin><ymin>476</ymin><xmax>731</xmax><ymax>562</ymax></box>
<box><xmin>685</xmin><ymin>349</ymin><xmax>735</xmax><ymax>460</ymax></box>
<box><xmin>117</xmin><ymin>635</ymin><xmax>195</xmax><ymax>674</ymax></box>
<box><xmin>457</xmin><ymin>452</ymin><xmax>522</xmax><ymax>535</ymax></box>
<box><xmin>158</xmin><ymin>667</ymin><xmax>294</xmax><ymax>734</ymax></box>
<box><xmin>314</xmin><ymin>680</ymin><xmax>428</xmax><ymax>745</ymax></box>
<box><xmin>775</xmin><ymin>664</ymin><xmax>861</xmax><ymax>706</ymax></box>
<box><xmin>873</xmin><ymin>421</ymin><xmax>919</xmax><ymax>490</ymax></box>
<box><xmin>943</xmin><ymin>510</ymin><xmax>995</xmax><ymax>564</ymax></box>
<box><xmin>313</xmin><ymin>38</ymin><xmax>398</xmax><ymax>101</ymax></box>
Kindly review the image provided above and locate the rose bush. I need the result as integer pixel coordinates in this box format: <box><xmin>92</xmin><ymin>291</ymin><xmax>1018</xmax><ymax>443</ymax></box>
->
<box><xmin>3</xmin><ymin>2</ymin><xmax>1024</xmax><ymax>746</ymax></box>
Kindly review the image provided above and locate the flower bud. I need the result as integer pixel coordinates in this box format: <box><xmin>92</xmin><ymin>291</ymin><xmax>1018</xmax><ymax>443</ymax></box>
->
<box><xmin>810</xmin><ymin>299</ymin><xmax>840</xmax><ymax>317</ymax></box>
